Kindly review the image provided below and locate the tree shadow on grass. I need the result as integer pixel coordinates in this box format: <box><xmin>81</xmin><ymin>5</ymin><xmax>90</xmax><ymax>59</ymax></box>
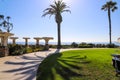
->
<box><xmin>37</xmin><ymin>50</ymin><xmax>91</xmax><ymax>80</ymax></box>
<box><xmin>3</xmin><ymin>52</ymin><xmax>45</xmax><ymax>80</ymax></box>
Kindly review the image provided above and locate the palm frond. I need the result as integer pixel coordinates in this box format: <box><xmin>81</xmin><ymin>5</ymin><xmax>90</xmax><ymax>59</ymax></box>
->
<box><xmin>0</xmin><ymin>15</ymin><xmax>4</xmax><ymax>20</ymax></box>
<box><xmin>43</xmin><ymin>8</ymin><xmax>52</xmax><ymax>12</ymax></box>
<box><xmin>62</xmin><ymin>10</ymin><xmax>71</xmax><ymax>13</ymax></box>
<box><xmin>112</xmin><ymin>6</ymin><xmax>118</xmax><ymax>12</ymax></box>
<box><xmin>101</xmin><ymin>1</ymin><xmax>117</xmax><ymax>12</ymax></box>
<box><xmin>42</xmin><ymin>0</ymin><xmax>70</xmax><ymax>19</ymax></box>
<box><xmin>50</xmin><ymin>5</ymin><xmax>57</xmax><ymax>11</ymax></box>
<box><xmin>9</xmin><ymin>23</ymin><xmax>13</xmax><ymax>30</ymax></box>
<box><xmin>6</xmin><ymin>16</ymin><xmax>11</xmax><ymax>20</ymax></box>
<box><xmin>60</xmin><ymin>3</ymin><xmax>66</xmax><ymax>10</ymax></box>
<box><xmin>101</xmin><ymin>4</ymin><xmax>108</xmax><ymax>11</ymax></box>
<box><xmin>42</xmin><ymin>7</ymin><xmax>56</xmax><ymax>17</ymax></box>
<box><xmin>0</xmin><ymin>23</ymin><xmax>2</xmax><ymax>26</ymax></box>
<box><xmin>42</xmin><ymin>11</ymin><xmax>55</xmax><ymax>17</ymax></box>
<box><xmin>42</xmin><ymin>12</ymin><xmax>52</xmax><ymax>17</ymax></box>
<box><xmin>2</xmin><ymin>20</ymin><xmax>7</xmax><ymax>27</ymax></box>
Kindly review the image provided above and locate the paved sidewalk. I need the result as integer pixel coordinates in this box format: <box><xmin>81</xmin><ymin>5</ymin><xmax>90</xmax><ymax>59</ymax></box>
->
<box><xmin>0</xmin><ymin>48</ymin><xmax>80</xmax><ymax>80</ymax></box>
<box><xmin>0</xmin><ymin>49</ymin><xmax>58</xmax><ymax>80</ymax></box>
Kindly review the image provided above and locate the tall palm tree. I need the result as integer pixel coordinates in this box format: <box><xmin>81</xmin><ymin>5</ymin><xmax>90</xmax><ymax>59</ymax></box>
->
<box><xmin>42</xmin><ymin>0</ymin><xmax>70</xmax><ymax>49</ymax></box>
<box><xmin>101</xmin><ymin>1</ymin><xmax>117</xmax><ymax>45</ymax></box>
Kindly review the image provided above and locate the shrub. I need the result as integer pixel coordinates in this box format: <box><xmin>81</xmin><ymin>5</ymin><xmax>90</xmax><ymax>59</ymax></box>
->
<box><xmin>8</xmin><ymin>44</ymin><xmax>25</xmax><ymax>55</ymax></box>
<box><xmin>25</xmin><ymin>47</ymin><xmax>33</xmax><ymax>53</ymax></box>
<box><xmin>106</xmin><ymin>44</ymin><xmax>118</xmax><ymax>48</ymax></box>
<box><xmin>71</xmin><ymin>42</ymin><xmax>78</xmax><ymax>48</ymax></box>
<box><xmin>62</xmin><ymin>45</ymin><xmax>71</xmax><ymax>49</ymax></box>
<box><xmin>78</xmin><ymin>42</ymin><xmax>93</xmax><ymax>48</ymax></box>
<box><xmin>49</xmin><ymin>45</ymin><xmax>57</xmax><ymax>48</ymax></box>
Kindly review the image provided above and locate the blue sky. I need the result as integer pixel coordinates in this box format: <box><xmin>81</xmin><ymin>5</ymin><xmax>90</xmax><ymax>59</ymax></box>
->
<box><xmin>0</xmin><ymin>0</ymin><xmax>120</xmax><ymax>43</ymax></box>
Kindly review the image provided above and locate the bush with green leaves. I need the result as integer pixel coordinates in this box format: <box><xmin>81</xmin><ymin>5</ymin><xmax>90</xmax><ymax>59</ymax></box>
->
<box><xmin>71</xmin><ymin>42</ymin><xmax>78</xmax><ymax>48</ymax></box>
<box><xmin>8</xmin><ymin>44</ymin><xmax>25</xmax><ymax>55</ymax></box>
<box><xmin>106</xmin><ymin>44</ymin><xmax>118</xmax><ymax>48</ymax></box>
<box><xmin>25</xmin><ymin>47</ymin><xmax>33</xmax><ymax>53</ymax></box>
<box><xmin>30</xmin><ymin>45</ymin><xmax>44</xmax><ymax>52</ymax></box>
<box><xmin>78</xmin><ymin>42</ymin><xmax>94</xmax><ymax>48</ymax></box>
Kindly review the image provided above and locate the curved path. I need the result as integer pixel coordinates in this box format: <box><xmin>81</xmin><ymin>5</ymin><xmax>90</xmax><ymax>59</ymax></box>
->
<box><xmin>0</xmin><ymin>48</ymin><xmax>80</xmax><ymax>80</ymax></box>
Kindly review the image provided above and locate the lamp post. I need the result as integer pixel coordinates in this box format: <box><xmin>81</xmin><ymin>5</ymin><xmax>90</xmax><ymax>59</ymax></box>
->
<box><xmin>0</xmin><ymin>15</ymin><xmax>13</xmax><ymax>32</ymax></box>
<box><xmin>0</xmin><ymin>15</ymin><xmax>14</xmax><ymax>57</ymax></box>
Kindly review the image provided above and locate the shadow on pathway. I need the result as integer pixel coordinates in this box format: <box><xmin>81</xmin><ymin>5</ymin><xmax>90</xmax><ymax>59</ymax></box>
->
<box><xmin>3</xmin><ymin>52</ymin><xmax>46</xmax><ymax>80</ymax></box>
<box><xmin>54</xmin><ymin>49</ymin><xmax>61</xmax><ymax>53</ymax></box>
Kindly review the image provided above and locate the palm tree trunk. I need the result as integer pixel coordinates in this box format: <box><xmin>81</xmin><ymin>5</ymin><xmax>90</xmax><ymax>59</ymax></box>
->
<box><xmin>108</xmin><ymin>8</ymin><xmax>112</xmax><ymax>45</ymax></box>
<box><xmin>57</xmin><ymin>23</ymin><xmax>61</xmax><ymax>49</ymax></box>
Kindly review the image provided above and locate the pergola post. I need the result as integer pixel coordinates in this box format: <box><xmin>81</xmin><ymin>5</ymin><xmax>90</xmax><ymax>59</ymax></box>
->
<box><xmin>42</xmin><ymin>37</ymin><xmax>53</xmax><ymax>50</ymax></box>
<box><xmin>34</xmin><ymin>37</ymin><xmax>42</xmax><ymax>46</ymax></box>
<box><xmin>10</xmin><ymin>37</ymin><xmax>18</xmax><ymax>45</ymax></box>
<box><xmin>0</xmin><ymin>32</ymin><xmax>14</xmax><ymax>57</ymax></box>
<box><xmin>23</xmin><ymin>37</ymin><xmax>30</xmax><ymax>47</ymax></box>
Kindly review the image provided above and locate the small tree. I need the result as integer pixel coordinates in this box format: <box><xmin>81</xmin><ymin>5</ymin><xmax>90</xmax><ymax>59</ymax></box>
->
<box><xmin>71</xmin><ymin>42</ymin><xmax>78</xmax><ymax>48</ymax></box>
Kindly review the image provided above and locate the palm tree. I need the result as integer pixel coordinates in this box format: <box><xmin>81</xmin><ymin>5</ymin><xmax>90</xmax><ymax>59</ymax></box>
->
<box><xmin>101</xmin><ymin>1</ymin><xmax>117</xmax><ymax>45</ymax></box>
<box><xmin>42</xmin><ymin>0</ymin><xmax>70</xmax><ymax>49</ymax></box>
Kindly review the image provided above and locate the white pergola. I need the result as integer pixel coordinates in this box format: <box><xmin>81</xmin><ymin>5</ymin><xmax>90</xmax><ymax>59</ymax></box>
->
<box><xmin>42</xmin><ymin>37</ymin><xmax>54</xmax><ymax>50</ymax></box>
<box><xmin>34</xmin><ymin>37</ymin><xmax>42</xmax><ymax>46</ymax></box>
<box><xmin>42</xmin><ymin>37</ymin><xmax>54</xmax><ymax>45</ymax></box>
<box><xmin>10</xmin><ymin>37</ymin><xmax>18</xmax><ymax>45</ymax></box>
<box><xmin>0</xmin><ymin>32</ymin><xmax>14</xmax><ymax>46</ymax></box>
<box><xmin>0</xmin><ymin>32</ymin><xmax>14</xmax><ymax>56</ymax></box>
<box><xmin>23</xmin><ymin>37</ymin><xmax>30</xmax><ymax>47</ymax></box>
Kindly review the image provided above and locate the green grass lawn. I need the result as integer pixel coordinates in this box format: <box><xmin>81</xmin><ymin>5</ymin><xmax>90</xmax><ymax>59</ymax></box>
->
<box><xmin>37</xmin><ymin>48</ymin><xmax>120</xmax><ymax>80</ymax></box>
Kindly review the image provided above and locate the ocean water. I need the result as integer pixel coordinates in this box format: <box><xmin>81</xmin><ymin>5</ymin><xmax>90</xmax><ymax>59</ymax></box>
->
<box><xmin>8</xmin><ymin>41</ymin><xmax>120</xmax><ymax>46</ymax></box>
<box><xmin>8</xmin><ymin>42</ymin><xmax>72</xmax><ymax>45</ymax></box>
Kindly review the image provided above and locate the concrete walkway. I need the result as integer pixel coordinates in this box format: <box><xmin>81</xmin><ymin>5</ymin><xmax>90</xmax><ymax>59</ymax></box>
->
<box><xmin>0</xmin><ymin>48</ymin><xmax>80</xmax><ymax>80</ymax></box>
